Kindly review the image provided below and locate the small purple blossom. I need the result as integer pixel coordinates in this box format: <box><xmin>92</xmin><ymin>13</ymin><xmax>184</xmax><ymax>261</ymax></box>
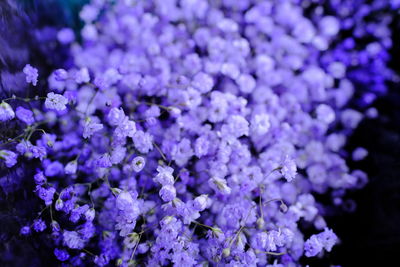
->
<box><xmin>0</xmin><ymin>102</ymin><xmax>15</xmax><ymax>121</ymax></box>
<box><xmin>54</xmin><ymin>248</ymin><xmax>70</xmax><ymax>261</ymax></box>
<box><xmin>159</xmin><ymin>185</ymin><xmax>176</xmax><ymax>202</ymax></box>
<box><xmin>20</xmin><ymin>226</ymin><xmax>30</xmax><ymax>235</ymax></box>
<box><xmin>280</xmin><ymin>156</ymin><xmax>297</xmax><ymax>182</ymax></box>
<box><xmin>0</xmin><ymin>150</ymin><xmax>17</xmax><ymax>167</ymax></box>
<box><xmin>45</xmin><ymin>92</ymin><xmax>68</xmax><ymax>111</ymax></box>
<box><xmin>132</xmin><ymin>156</ymin><xmax>145</xmax><ymax>172</ymax></box>
<box><xmin>154</xmin><ymin>165</ymin><xmax>175</xmax><ymax>186</ymax></box>
<box><xmin>33</xmin><ymin>218</ymin><xmax>47</xmax><ymax>232</ymax></box>
<box><xmin>53</xmin><ymin>69</ymin><xmax>69</xmax><ymax>81</ymax></box>
<box><xmin>57</xmin><ymin>28</ymin><xmax>75</xmax><ymax>44</ymax></box>
<box><xmin>23</xmin><ymin>64</ymin><xmax>38</xmax><ymax>86</ymax></box>
<box><xmin>83</xmin><ymin>118</ymin><xmax>103</xmax><ymax>139</ymax></box>
<box><xmin>15</xmin><ymin>106</ymin><xmax>34</xmax><ymax>125</ymax></box>
<box><xmin>65</xmin><ymin>160</ymin><xmax>78</xmax><ymax>174</ymax></box>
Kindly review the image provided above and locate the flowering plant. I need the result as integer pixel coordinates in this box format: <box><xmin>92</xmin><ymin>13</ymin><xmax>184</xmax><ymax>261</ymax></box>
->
<box><xmin>0</xmin><ymin>0</ymin><xmax>397</xmax><ymax>266</ymax></box>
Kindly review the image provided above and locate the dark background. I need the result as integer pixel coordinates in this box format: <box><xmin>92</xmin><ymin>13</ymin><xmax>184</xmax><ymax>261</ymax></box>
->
<box><xmin>325</xmin><ymin>13</ymin><xmax>400</xmax><ymax>267</ymax></box>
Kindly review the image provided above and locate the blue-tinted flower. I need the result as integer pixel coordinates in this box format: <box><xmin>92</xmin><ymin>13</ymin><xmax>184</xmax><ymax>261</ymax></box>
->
<box><xmin>74</xmin><ymin>67</ymin><xmax>90</xmax><ymax>84</ymax></box>
<box><xmin>193</xmin><ymin>195</ymin><xmax>208</xmax><ymax>211</ymax></box>
<box><xmin>20</xmin><ymin>226</ymin><xmax>30</xmax><ymax>235</ymax></box>
<box><xmin>316</xmin><ymin>104</ymin><xmax>335</xmax><ymax>124</ymax></box>
<box><xmin>83</xmin><ymin>117</ymin><xmax>103</xmax><ymax>138</ymax></box>
<box><xmin>0</xmin><ymin>150</ymin><xmax>17</xmax><ymax>167</ymax></box>
<box><xmin>53</xmin><ymin>69</ymin><xmax>69</xmax><ymax>81</ymax></box>
<box><xmin>35</xmin><ymin>185</ymin><xmax>56</xmax><ymax>206</ymax></box>
<box><xmin>192</xmin><ymin>72</ymin><xmax>213</xmax><ymax>93</ymax></box>
<box><xmin>45</xmin><ymin>92</ymin><xmax>68</xmax><ymax>111</ymax></box>
<box><xmin>33</xmin><ymin>218</ymin><xmax>47</xmax><ymax>232</ymax></box>
<box><xmin>115</xmin><ymin>191</ymin><xmax>140</xmax><ymax>236</ymax></box>
<box><xmin>63</xmin><ymin>230</ymin><xmax>85</xmax><ymax>249</ymax></box>
<box><xmin>209</xmin><ymin>177</ymin><xmax>231</xmax><ymax>195</ymax></box>
<box><xmin>57</xmin><ymin>28</ymin><xmax>75</xmax><ymax>44</ymax></box>
<box><xmin>15</xmin><ymin>106</ymin><xmax>34</xmax><ymax>125</ymax></box>
<box><xmin>107</xmin><ymin>107</ymin><xmax>126</xmax><ymax>126</ymax></box>
<box><xmin>304</xmin><ymin>235</ymin><xmax>323</xmax><ymax>257</ymax></box>
<box><xmin>131</xmin><ymin>156</ymin><xmax>145</xmax><ymax>172</ymax></box>
<box><xmin>352</xmin><ymin>147</ymin><xmax>368</xmax><ymax>161</ymax></box>
<box><xmin>95</xmin><ymin>153</ymin><xmax>112</xmax><ymax>168</ymax></box>
<box><xmin>154</xmin><ymin>165</ymin><xmax>174</xmax><ymax>186</ymax></box>
<box><xmin>317</xmin><ymin>228</ymin><xmax>338</xmax><ymax>252</ymax></box>
<box><xmin>194</xmin><ymin>135</ymin><xmax>209</xmax><ymax>158</ymax></box>
<box><xmin>70</xmin><ymin>204</ymin><xmax>89</xmax><ymax>223</ymax></box>
<box><xmin>133</xmin><ymin>130</ymin><xmax>153</xmax><ymax>153</ymax></box>
<box><xmin>45</xmin><ymin>161</ymin><xmax>64</xmax><ymax>177</ymax></box>
<box><xmin>280</xmin><ymin>156</ymin><xmax>297</xmax><ymax>182</ymax></box>
<box><xmin>0</xmin><ymin>102</ymin><xmax>15</xmax><ymax>121</ymax></box>
<box><xmin>65</xmin><ymin>160</ymin><xmax>78</xmax><ymax>175</ymax></box>
<box><xmin>159</xmin><ymin>185</ymin><xmax>176</xmax><ymax>202</ymax></box>
<box><xmin>110</xmin><ymin>146</ymin><xmax>126</xmax><ymax>165</ymax></box>
<box><xmin>54</xmin><ymin>248</ymin><xmax>70</xmax><ymax>262</ymax></box>
<box><xmin>23</xmin><ymin>64</ymin><xmax>38</xmax><ymax>86</ymax></box>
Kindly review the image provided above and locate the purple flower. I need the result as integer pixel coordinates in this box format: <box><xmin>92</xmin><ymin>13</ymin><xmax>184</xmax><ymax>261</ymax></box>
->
<box><xmin>1</xmin><ymin>0</ymin><xmax>393</xmax><ymax>264</ymax></box>
<box><xmin>192</xmin><ymin>72</ymin><xmax>214</xmax><ymax>93</ymax></box>
<box><xmin>53</xmin><ymin>69</ymin><xmax>69</xmax><ymax>81</ymax></box>
<box><xmin>57</xmin><ymin>28</ymin><xmax>75</xmax><ymax>44</ymax></box>
<box><xmin>352</xmin><ymin>147</ymin><xmax>368</xmax><ymax>161</ymax></box>
<box><xmin>209</xmin><ymin>177</ymin><xmax>231</xmax><ymax>195</ymax></box>
<box><xmin>159</xmin><ymin>185</ymin><xmax>176</xmax><ymax>202</ymax></box>
<box><xmin>23</xmin><ymin>64</ymin><xmax>38</xmax><ymax>86</ymax></box>
<box><xmin>45</xmin><ymin>161</ymin><xmax>64</xmax><ymax>177</ymax></box>
<box><xmin>74</xmin><ymin>67</ymin><xmax>90</xmax><ymax>84</ymax></box>
<box><xmin>222</xmin><ymin>115</ymin><xmax>249</xmax><ymax>138</ymax></box>
<box><xmin>70</xmin><ymin>205</ymin><xmax>89</xmax><ymax>223</ymax></box>
<box><xmin>133</xmin><ymin>130</ymin><xmax>153</xmax><ymax>153</ymax></box>
<box><xmin>15</xmin><ymin>106</ymin><xmax>34</xmax><ymax>125</ymax></box>
<box><xmin>116</xmin><ymin>191</ymin><xmax>135</xmax><ymax>211</ymax></box>
<box><xmin>20</xmin><ymin>226</ymin><xmax>30</xmax><ymax>235</ymax></box>
<box><xmin>80</xmin><ymin>4</ymin><xmax>99</xmax><ymax>23</ymax></box>
<box><xmin>304</xmin><ymin>228</ymin><xmax>337</xmax><ymax>257</ymax></box>
<box><xmin>236</xmin><ymin>74</ymin><xmax>256</xmax><ymax>94</ymax></box>
<box><xmin>95</xmin><ymin>154</ymin><xmax>112</xmax><ymax>168</ymax></box>
<box><xmin>194</xmin><ymin>136</ymin><xmax>209</xmax><ymax>158</ymax></box>
<box><xmin>0</xmin><ymin>150</ymin><xmax>17</xmax><ymax>167</ymax></box>
<box><xmin>319</xmin><ymin>16</ymin><xmax>340</xmax><ymax>36</ymax></box>
<box><xmin>107</xmin><ymin>107</ymin><xmax>126</xmax><ymax>126</ymax></box>
<box><xmin>65</xmin><ymin>161</ymin><xmax>78</xmax><ymax>175</ymax></box>
<box><xmin>193</xmin><ymin>195</ymin><xmax>208</xmax><ymax>211</ymax></box>
<box><xmin>154</xmin><ymin>165</ymin><xmax>175</xmax><ymax>186</ymax></box>
<box><xmin>0</xmin><ymin>102</ymin><xmax>15</xmax><ymax>121</ymax></box>
<box><xmin>83</xmin><ymin>118</ymin><xmax>103</xmax><ymax>139</ymax></box>
<box><xmin>111</xmin><ymin>146</ymin><xmax>126</xmax><ymax>165</ymax></box>
<box><xmin>304</xmin><ymin>235</ymin><xmax>323</xmax><ymax>257</ymax></box>
<box><xmin>131</xmin><ymin>156</ymin><xmax>145</xmax><ymax>172</ymax></box>
<box><xmin>316</xmin><ymin>104</ymin><xmax>336</xmax><ymax>124</ymax></box>
<box><xmin>280</xmin><ymin>156</ymin><xmax>297</xmax><ymax>182</ymax></box>
<box><xmin>35</xmin><ymin>185</ymin><xmax>56</xmax><ymax>206</ymax></box>
<box><xmin>45</xmin><ymin>92</ymin><xmax>68</xmax><ymax>111</ymax></box>
<box><xmin>251</xmin><ymin>113</ymin><xmax>270</xmax><ymax>136</ymax></box>
<box><xmin>29</xmin><ymin>145</ymin><xmax>47</xmax><ymax>160</ymax></box>
<box><xmin>115</xmin><ymin>191</ymin><xmax>140</xmax><ymax>236</ymax></box>
<box><xmin>63</xmin><ymin>230</ymin><xmax>85</xmax><ymax>249</ymax></box>
<box><xmin>33</xmin><ymin>218</ymin><xmax>47</xmax><ymax>232</ymax></box>
<box><xmin>317</xmin><ymin>228</ymin><xmax>338</xmax><ymax>252</ymax></box>
<box><xmin>54</xmin><ymin>248</ymin><xmax>70</xmax><ymax>262</ymax></box>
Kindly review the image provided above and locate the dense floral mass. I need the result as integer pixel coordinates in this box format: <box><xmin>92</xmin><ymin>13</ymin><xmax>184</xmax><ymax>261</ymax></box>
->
<box><xmin>0</xmin><ymin>0</ymin><xmax>397</xmax><ymax>266</ymax></box>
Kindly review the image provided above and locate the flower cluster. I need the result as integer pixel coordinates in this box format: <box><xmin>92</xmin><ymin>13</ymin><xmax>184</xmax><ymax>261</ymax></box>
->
<box><xmin>0</xmin><ymin>0</ymin><xmax>396</xmax><ymax>266</ymax></box>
